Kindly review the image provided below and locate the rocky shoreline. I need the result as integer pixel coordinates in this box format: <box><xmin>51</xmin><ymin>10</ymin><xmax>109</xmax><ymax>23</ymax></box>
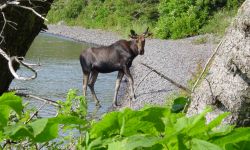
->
<box><xmin>46</xmin><ymin>24</ymin><xmax>217</xmax><ymax>109</ymax></box>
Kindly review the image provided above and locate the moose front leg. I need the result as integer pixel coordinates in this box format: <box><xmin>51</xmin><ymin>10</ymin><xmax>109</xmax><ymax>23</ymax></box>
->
<box><xmin>113</xmin><ymin>71</ymin><xmax>124</xmax><ymax>106</ymax></box>
<box><xmin>124</xmin><ymin>67</ymin><xmax>136</xmax><ymax>102</ymax></box>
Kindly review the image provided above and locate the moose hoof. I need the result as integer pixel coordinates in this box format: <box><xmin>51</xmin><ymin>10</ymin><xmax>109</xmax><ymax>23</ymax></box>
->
<box><xmin>95</xmin><ymin>102</ymin><xmax>101</xmax><ymax>108</ymax></box>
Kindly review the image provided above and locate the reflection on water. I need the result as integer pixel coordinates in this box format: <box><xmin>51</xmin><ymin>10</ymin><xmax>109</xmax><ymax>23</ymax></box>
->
<box><xmin>11</xmin><ymin>33</ymin><xmax>116</xmax><ymax>117</ymax></box>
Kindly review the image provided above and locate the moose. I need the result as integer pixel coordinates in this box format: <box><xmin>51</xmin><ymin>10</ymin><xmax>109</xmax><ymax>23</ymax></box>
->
<box><xmin>80</xmin><ymin>28</ymin><xmax>151</xmax><ymax>106</ymax></box>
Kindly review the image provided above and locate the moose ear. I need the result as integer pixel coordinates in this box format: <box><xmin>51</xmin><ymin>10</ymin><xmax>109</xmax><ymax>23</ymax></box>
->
<box><xmin>129</xmin><ymin>29</ymin><xmax>137</xmax><ymax>39</ymax></box>
<box><xmin>144</xmin><ymin>27</ymin><xmax>149</xmax><ymax>35</ymax></box>
<box><xmin>145</xmin><ymin>32</ymin><xmax>153</xmax><ymax>38</ymax></box>
<box><xmin>143</xmin><ymin>27</ymin><xmax>152</xmax><ymax>37</ymax></box>
<box><xmin>130</xmin><ymin>30</ymin><xmax>136</xmax><ymax>36</ymax></box>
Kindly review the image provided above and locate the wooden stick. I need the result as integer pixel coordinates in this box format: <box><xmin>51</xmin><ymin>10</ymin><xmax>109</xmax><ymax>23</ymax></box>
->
<box><xmin>16</xmin><ymin>92</ymin><xmax>59</xmax><ymax>107</ymax></box>
<box><xmin>191</xmin><ymin>38</ymin><xmax>225</xmax><ymax>93</ymax></box>
<box><xmin>141</xmin><ymin>63</ymin><xmax>191</xmax><ymax>93</ymax></box>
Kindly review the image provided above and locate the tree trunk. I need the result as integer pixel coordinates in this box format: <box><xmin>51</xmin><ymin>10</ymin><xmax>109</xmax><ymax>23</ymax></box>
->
<box><xmin>187</xmin><ymin>0</ymin><xmax>250</xmax><ymax>126</ymax></box>
<box><xmin>0</xmin><ymin>0</ymin><xmax>53</xmax><ymax>95</ymax></box>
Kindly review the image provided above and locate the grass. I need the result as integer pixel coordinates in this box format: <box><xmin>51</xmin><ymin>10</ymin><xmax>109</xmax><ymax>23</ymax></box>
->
<box><xmin>192</xmin><ymin>36</ymin><xmax>209</xmax><ymax>45</ymax></box>
<box><xmin>199</xmin><ymin>9</ymin><xmax>238</xmax><ymax>36</ymax></box>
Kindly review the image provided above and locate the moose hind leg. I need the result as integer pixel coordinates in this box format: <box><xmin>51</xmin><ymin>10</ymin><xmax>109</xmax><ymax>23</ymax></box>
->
<box><xmin>83</xmin><ymin>72</ymin><xmax>90</xmax><ymax>97</ymax></box>
<box><xmin>113</xmin><ymin>71</ymin><xmax>124</xmax><ymax>106</ymax></box>
<box><xmin>88</xmin><ymin>71</ymin><xmax>100</xmax><ymax>106</ymax></box>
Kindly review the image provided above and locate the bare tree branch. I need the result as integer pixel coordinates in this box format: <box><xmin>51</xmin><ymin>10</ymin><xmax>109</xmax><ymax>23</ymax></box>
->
<box><xmin>8</xmin><ymin>56</ymin><xmax>38</xmax><ymax>80</ymax></box>
<box><xmin>11</xmin><ymin>4</ymin><xmax>48</xmax><ymax>21</ymax></box>
<box><xmin>0</xmin><ymin>48</ymin><xmax>38</xmax><ymax>80</ymax></box>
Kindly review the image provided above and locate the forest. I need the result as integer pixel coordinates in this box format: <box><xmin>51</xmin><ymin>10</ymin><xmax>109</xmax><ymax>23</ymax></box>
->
<box><xmin>48</xmin><ymin>0</ymin><xmax>244</xmax><ymax>38</ymax></box>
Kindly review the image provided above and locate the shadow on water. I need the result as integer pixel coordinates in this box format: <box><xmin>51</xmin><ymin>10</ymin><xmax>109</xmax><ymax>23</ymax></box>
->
<box><xmin>11</xmin><ymin>33</ymin><xmax>117</xmax><ymax>117</ymax></box>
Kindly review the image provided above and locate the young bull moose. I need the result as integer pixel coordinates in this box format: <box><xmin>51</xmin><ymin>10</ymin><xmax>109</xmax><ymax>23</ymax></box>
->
<box><xmin>80</xmin><ymin>28</ymin><xmax>151</xmax><ymax>106</ymax></box>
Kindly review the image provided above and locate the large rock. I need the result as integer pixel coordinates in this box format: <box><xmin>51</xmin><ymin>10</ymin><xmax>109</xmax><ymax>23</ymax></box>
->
<box><xmin>188</xmin><ymin>0</ymin><xmax>250</xmax><ymax>126</ymax></box>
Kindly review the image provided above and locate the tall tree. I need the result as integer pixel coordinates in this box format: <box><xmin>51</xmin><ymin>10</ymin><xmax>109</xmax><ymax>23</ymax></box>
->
<box><xmin>188</xmin><ymin>0</ymin><xmax>250</xmax><ymax>126</ymax></box>
<box><xmin>0</xmin><ymin>0</ymin><xmax>53</xmax><ymax>94</ymax></box>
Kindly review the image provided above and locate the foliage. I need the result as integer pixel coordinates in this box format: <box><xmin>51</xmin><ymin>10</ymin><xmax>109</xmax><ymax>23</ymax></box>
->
<box><xmin>84</xmin><ymin>107</ymin><xmax>250</xmax><ymax>150</ymax></box>
<box><xmin>47</xmin><ymin>0</ymin><xmax>244</xmax><ymax>39</ymax></box>
<box><xmin>0</xmin><ymin>91</ymin><xmax>87</xmax><ymax>149</ymax></box>
<box><xmin>0</xmin><ymin>91</ymin><xmax>250</xmax><ymax>149</ymax></box>
<box><xmin>199</xmin><ymin>9</ymin><xmax>237</xmax><ymax>35</ymax></box>
<box><xmin>47</xmin><ymin>0</ymin><xmax>158</xmax><ymax>35</ymax></box>
<box><xmin>155</xmin><ymin>0</ymin><xmax>244</xmax><ymax>39</ymax></box>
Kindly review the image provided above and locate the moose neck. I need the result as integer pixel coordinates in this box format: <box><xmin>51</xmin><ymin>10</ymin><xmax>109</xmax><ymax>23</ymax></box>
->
<box><xmin>129</xmin><ymin>40</ymin><xmax>139</xmax><ymax>57</ymax></box>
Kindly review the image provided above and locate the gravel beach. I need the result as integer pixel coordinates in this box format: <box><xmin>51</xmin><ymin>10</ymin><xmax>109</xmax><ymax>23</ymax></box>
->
<box><xmin>46</xmin><ymin>25</ymin><xmax>217</xmax><ymax>109</ymax></box>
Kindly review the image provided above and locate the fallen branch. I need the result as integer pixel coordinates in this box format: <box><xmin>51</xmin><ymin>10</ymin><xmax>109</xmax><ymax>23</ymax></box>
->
<box><xmin>25</xmin><ymin>102</ymin><xmax>47</xmax><ymax>124</ymax></box>
<box><xmin>141</xmin><ymin>63</ymin><xmax>191</xmax><ymax>93</ymax></box>
<box><xmin>135</xmin><ymin>70</ymin><xmax>153</xmax><ymax>93</ymax></box>
<box><xmin>16</xmin><ymin>92</ymin><xmax>59</xmax><ymax>107</ymax></box>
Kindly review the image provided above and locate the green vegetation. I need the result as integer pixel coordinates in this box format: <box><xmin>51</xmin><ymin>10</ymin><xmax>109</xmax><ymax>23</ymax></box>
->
<box><xmin>1</xmin><ymin>91</ymin><xmax>250</xmax><ymax>149</ymax></box>
<box><xmin>199</xmin><ymin>9</ymin><xmax>238</xmax><ymax>35</ymax></box>
<box><xmin>47</xmin><ymin>0</ymin><xmax>244</xmax><ymax>39</ymax></box>
<box><xmin>192</xmin><ymin>36</ymin><xmax>209</xmax><ymax>44</ymax></box>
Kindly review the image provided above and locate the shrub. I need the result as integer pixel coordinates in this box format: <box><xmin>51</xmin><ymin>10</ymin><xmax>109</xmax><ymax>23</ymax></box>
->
<box><xmin>0</xmin><ymin>92</ymin><xmax>250</xmax><ymax>149</ymax></box>
<box><xmin>155</xmin><ymin>0</ymin><xmax>244</xmax><ymax>39</ymax></box>
<box><xmin>47</xmin><ymin>0</ymin><xmax>244</xmax><ymax>39</ymax></box>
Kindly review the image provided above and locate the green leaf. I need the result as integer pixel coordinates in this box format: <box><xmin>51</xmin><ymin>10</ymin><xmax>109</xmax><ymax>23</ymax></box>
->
<box><xmin>87</xmin><ymin>137</ymin><xmax>113</xmax><ymax>150</ymax></box>
<box><xmin>192</xmin><ymin>138</ymin><xmax>223</xmax><ymax>150</ymax></box>
<box><xmin>225</xmin><ymin>140</ymin><xmax>250</xmax><ymax>150</ymax></box>
<box><xmin>29</xmin><ymin>118</ymin><xmax>48</xmax><ymax>137</ymax></box>
<box><xmin>108</xmin><ymin>134</ymin><xmax>160</xmax><ymax>150</ymax></box>
<box><xmin>211</xmin><ymin>127</ymin><xmax>250</xmax><ymax>148</ymax></box>
<box><xmin>90</xmin><ymin>108</ymin><xmax>156</xmax><ymax>138</ymax></box>
<box><xmin>0</xmin><ymin>93</ymin><xmax>23</xmax><ymax>129</ymax></box>
<box><xmin>171</xmin><ymin>97</ymin><xmax>188</xmax><ymax>113</ymax></box>
<box><xmin>0</xmin><ymin>92</ymin><xmax>23</xmax><ymax>116</ymax></box>
<box><xmin>0</xmin><ymin>107</ymin><xmax>11</xmax><ymax>130</ymax></box>
<box><xmin>50</xmin><ymin>115</ymin><xmax>87</xmax><ymax>125</ymax></box>
<box><xmin>190</xmin><ymin>107</ymin><xmax>211</xmax><ymax>129</ymax></box>
<box><xmin>207</xmin><ymin>112</ymin><xmax>230</xmax><ymax>131</ymax></box>
<box><xmin>4</xmin><ymin>122</ymin><xmax>33</xmax><ymax>140</ymax></box>
<box><xmin>142</xmin><ymin>107</ymin><xmax>168</xmax><ymax>132</ymax></box>
<box><xmin>208</xmin><ymin>125</ymin><xmax>234</xmax><ymax>138</ymax></box>
<box><xmin>33</xmin><ymin>121</ymin><xmax>59</xmax><ymax>143</ymax></box>
<box><xmin>119</xmin><ymin>109</ymin><xmax>156</xmax><ymax>136</ymax></box>
<box><xmin>90</xmin><ymin>111</ymin><xmax>120</xmax><ymax>138</ymax></box>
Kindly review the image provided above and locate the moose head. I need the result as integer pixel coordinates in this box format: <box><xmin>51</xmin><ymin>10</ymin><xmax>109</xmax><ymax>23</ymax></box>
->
<box><xmin>129</xmin><ymin>27</ymin><xmax>152</xmax><ymax>55</ymax></box>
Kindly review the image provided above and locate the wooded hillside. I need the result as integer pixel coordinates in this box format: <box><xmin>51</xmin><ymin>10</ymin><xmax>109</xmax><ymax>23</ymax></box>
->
<box><xmin>48</xmin><ymin>0</ymin><xmax>244</xmax><ymax>39</ymax></box>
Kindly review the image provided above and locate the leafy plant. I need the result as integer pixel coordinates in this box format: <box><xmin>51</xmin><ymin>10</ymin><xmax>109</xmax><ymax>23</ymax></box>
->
<box><xmin>0</xmin><ymin>91</ymin><xmax>250</xmax><ymax>149</ymax></box>
<box><xmin>81</xmin><ymin>107</ymin><xmax>250</xmax><ymax>150</ymax></box>
<box><xmin>0</xmin><ymin>91</ymin><xmax>87</xmax><ymax>149</ymax></box>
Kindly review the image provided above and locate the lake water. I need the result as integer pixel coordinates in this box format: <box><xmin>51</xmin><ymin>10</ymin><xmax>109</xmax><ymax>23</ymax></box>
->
<box><xmin>11</xmin><ymin>33</ymin><xmax>117</xmax><ymax>117</ymax></box>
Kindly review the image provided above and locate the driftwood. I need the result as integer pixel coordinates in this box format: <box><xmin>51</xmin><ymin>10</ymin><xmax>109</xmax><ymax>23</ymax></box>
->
<box><xmin>140</xmin><ymin>63</ymin><xmax>191</xmax><ymax>93</ymax></box>
<box><xmin>15</xmin><ymin>92</ymin><xmax>59</xmax><ymax>107</ymax></box>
